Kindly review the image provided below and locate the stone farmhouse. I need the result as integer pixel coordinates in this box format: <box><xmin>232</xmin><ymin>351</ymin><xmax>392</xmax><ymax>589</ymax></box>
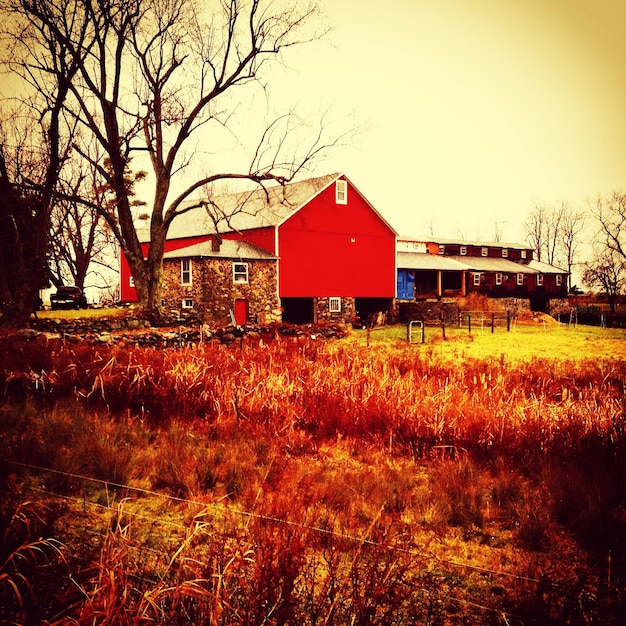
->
<box><xmin>119</xmin><ymin>173</ymin><xmax>569</xmax><ymax>325</ymax></box>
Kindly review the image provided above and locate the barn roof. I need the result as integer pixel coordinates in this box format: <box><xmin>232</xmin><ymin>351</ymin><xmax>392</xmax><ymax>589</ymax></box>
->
<box><xmin>397</xmin><ymin>252</ymin><xmax>469</xmax><ymax>271</ymax></box>
<box><xmin>446</xmin><ymin>255</ymin><xmax>539</xmax><ymax>274</ymax></box>
<box><xmin>147</xmin><ymin>173</ymin><xmax>342</xmax><ymax>243</ymax></box>
<box><xmin>398</xmin><ymin>235</ymin><xmax>530</xmax><ymax>250</ymax></box>
<box><xmin>163</xmin><ymin>239</ymin><xmax>276</xmax><ymax>261</ymax></box>
<box><xmin>527</xmin><ymin>259</ymin><xmax>568</xmax><ymax>274</ymax></box>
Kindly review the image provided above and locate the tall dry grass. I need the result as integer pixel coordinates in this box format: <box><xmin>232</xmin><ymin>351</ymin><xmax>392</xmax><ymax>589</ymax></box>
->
<box><xmin>0</xmin><ymin>331</ymin><xmax>624</xmax><ymax>623</ymax></box>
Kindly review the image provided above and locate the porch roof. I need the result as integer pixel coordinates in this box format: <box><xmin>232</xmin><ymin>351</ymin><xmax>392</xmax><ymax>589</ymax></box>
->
<box><xmin>163</xmin><ymin>239</ymin><xmax>276</xmax><ymax>261</ymax></box>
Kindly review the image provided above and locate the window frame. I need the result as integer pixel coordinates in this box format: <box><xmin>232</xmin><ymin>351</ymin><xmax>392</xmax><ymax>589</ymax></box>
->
<box><xmin>521</xmin><ymin>250</ymin><xmax>527</xmax><ymax>259</ymax></box>
<box><xmin>556</xmin><ymin>274</ymin><xmax>563</xmax><ymax>287</ymax></box>
<box><xmin>438</xmin><ymin>245</ymin><xmax>445</xmax><ymax>255</ymax></box>
<box><xmin>335</xmin><ymin>180</ymin><xmax>348</xmax><ymax>205</ymax></box>
<box><xmin>182</xmin><ymin>298</ymin><xmax>194</xmax><ymax>309</ymax></box>
<box><xmin>473</xmin><ymin>272</ymin><xmax>481</xmax><ymax>286</ymax></box>
<box><xmin>537</xmin><ymin>274</ymin><xmax>544</xmax><ymax>287</ymax></box>
<box><xmin>517</xmin><ymin>273</ymin><xmax>524</xmax><ymax>286</ymax></box>
<box><xmin>233</xmin><ymin>262</ymin><xmax>249</xmax><ymax>284</ymax></box>
<box><xmin>181</xmin><ymin>258</ymin><xmax>192</xmax><ymax>285</ymax></box>
<box><xmin>481</xmin><ymin>247</ymin><xmax>488</xmax><ymax>257</ymax></box>
<box><xmin>329</xmin><ymin>297</ymin><xmax>342</xmax><ymax>313</ymax></box>
<box><xmin>502</xmin><ymin>248</ymin><xmax>508</xmax><ymax>258</ymax></box>
<box><xmin>495</xmin><ymin>272</ymin><xmax>503</xmax><ymax>286</ymax></box>
<box><xmin>460</xmin><ymin>246</ymin><xmax>467</xmax><ymax>256</ymax></box>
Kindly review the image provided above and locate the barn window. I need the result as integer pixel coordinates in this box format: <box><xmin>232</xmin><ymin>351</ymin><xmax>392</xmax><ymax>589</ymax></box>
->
<box><xmin>495</xmin><ymin>273</ymin><xmax>503</xmax><ymax>285</ymax></box>
<box><xmin>502</xmin><ymin>248</ymin><xmax>508</xmax><ymax>258</ymax></box>
<box><xmin>537</xmin><ymin>274</ymin><xmax>544</xmax><ymax>287</ymax></box>
<box><xmin>335</xmin><ymin>180</ymin><xmax>348</xmax><ymax>205</ymax></box>
<box><xmin>438</xmin><ymin>245</ymin><xmax>445</xmax><ymax>255</ymax></box>
<box><xmin>181</xmin><ymin>259</ymin><xmax>192</xmax><ymax>285</ymax></box>
<box><xmin>556</xmin><ymin>274</ymin><xmax>563</xmax><ymax>286</ymax></box>
<box><xmin>129</xmin><ymin>275</ymin><xmax>135</xmax><ymax>288</ymax></box>
<box><xmin>481</xmin><ymin>247</ymin><xmax>488</xmax><ymax>257</ymax></box>
<box><xmin>182</xmin><ymin>298</ymin><xmax>194</xmax><ymax>309</ymax></box>
<box><xmin>473</xmin><ymin>273</ymin><xmax>481</xmax><ymax>286</ymax></box>
<box><xmin>460</xmin><ymin>246</ymin><xmax>467</xmax><ymax>256</ymax></box>
<box><xmin>329</xmin><ymin>297</ymin><xmax>342</xmax><ymax>313</ymax></box>
<box><xmin>517</xmin><ymin>273</ymin><xmax>524</xmax><ymax>285</ymax></box>
<box><xmin>233</xmin><ymin>262</ymin><xmax>249</xmax><ymax>284</ymax></box>
<box><xmin>521</xmin><ymin>250</ymin><xmax>527</xmax><ymax>259</ymax></box>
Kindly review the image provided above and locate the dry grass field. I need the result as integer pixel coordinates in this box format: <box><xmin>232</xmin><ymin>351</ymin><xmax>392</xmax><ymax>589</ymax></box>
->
<box><xmin>0</xmin><ymin>321</ymin><xmax>625</xmax><ymax>624</ymax></box>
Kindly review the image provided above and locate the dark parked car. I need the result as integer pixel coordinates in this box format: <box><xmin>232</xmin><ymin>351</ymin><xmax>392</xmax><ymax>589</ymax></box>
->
<box><xmin>50</xmin><ymin>286</ymin><xmax>88</xmax><ymax>310</ymax></box>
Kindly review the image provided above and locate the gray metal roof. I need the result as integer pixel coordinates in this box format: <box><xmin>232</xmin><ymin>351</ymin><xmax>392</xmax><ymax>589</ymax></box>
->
<box><xmin>145</xmin><ymin>173</ymin><xmax>341</xmax><ymax>243</ymax></box>
<box><xmin>398</xmin><ymin>235</ymin><xmax>529</xmax><ymax>249</ymax></box>
<box><xmin>527</xmin><ymin>259</ymin><xmax>568</xmax><ymax>274</ymax></box>
<box><xmin>397</xmin><ymin>252</ymin><xmax>569</xmax><ymax>275</ymax></box>
<box><xmin>163</xmin><ymin>239</ymin><xmax>276</xmax><ymax>261</ymax></box>
<box><xmin>446</xmin><ymin>255</ymin><xmax>539</xmax><ymax>274</ymax></box>
<box><xmin>397</xmin><ymin>252</ymin><xmax>469</xmax><ymax>271</ymax></box>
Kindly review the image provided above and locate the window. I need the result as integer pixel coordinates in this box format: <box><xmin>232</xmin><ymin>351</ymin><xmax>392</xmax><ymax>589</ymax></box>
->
<box><xmin>521</xmin><ymin>250</ymin><xmax>527</xmax><ymax>259</ymax></box>
<box><xmin>182</xmin><ymin>298</ymin><xmax>193</xmax><ymax>309</ymax></box>
<box><xmin>481</xmin><ymin>247</ymin><xmax>488</xmax><ymax>257</ymax></box>
<box><xmin>473</xmin><ymin>273</ymin><xmax>481</xmax><ymax>286</ymax></box>
<box><xmin>438</xmin><ymin>245</ymin><xmax>445</xmax><ymax>255</ymax></box>
<box><xmin>233</xmin><ymin>262</ymin><xmax>249</xmax><ymax>284</ymax></box>
<box><xmin>335</xmin><ymin>180</ymin><xmax>348</xmax><ymax>205</ymax></box>
<box><xmin>495</xmin><ymin>273</ymin><xmax>503</xmax><ymax>286</ymax></box>
<box><xmin>502</xmin><ymin>248</ymin><xmax>508</xmax><ymax>258</ymax></box>
<box><xmin>517</xmin><ymin>273</ymin><xmax>524</xmax><ymax>286</ymax></box>
<box><xmin>129</xmin><ymin>276</ymin><xmax>135</xmax><ymax>288</ymax></box>
<box><xmin>537</xmin><ymin>274</ymin><xmax>544</xmax><ymax>287</ymax></box>
<box><xmin>329</xmin><ymin>297</ymin><xmax>341</xmax><ymax>313</ymax></box>
<box><xmin>460</xmin><ymin>246</ymin><xmax>467</xmax><ymax>256</ymax></box>
<box><xmin>556</xmin><ymin>274</ymin><xmax>563</xmax><ymax>287</ymax></box>
<box><xmin>181</xmin><ymin>259</ymin><xmax>192</xmax><ymax>285</ymax></box>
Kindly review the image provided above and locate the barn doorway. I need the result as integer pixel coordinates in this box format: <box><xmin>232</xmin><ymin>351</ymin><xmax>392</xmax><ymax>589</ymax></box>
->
<box><xmin>234</xmin><ymin>298</ymin><xmax>249</xmax><ymax>325</ymax></box>
<box><xmin>281</xmin><ymin>298</ymin><xmax>314</xmax><ymax>324</ymax></box>
<box><xmin>354</xmin><ymin>298</ymin><xmax>393</xmax><ymax>326</ymax></box>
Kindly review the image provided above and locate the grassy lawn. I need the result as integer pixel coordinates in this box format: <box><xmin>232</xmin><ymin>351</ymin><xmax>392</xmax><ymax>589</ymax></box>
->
<box><xmin>351</xmin><ymin>321</ymin><xmax>626</xmax><ymax>361</ymax></box>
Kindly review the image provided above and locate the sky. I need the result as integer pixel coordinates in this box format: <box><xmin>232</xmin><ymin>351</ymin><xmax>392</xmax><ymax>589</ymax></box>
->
<box><xmin>279</xmin><ymin>0</ymin><xmax>626</xmax><ymax>243</ymax></box>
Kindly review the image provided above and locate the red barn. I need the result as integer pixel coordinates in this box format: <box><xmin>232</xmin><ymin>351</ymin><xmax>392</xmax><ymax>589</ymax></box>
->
<box><xmin>120</xmin><ymin>174</ymin><xmax>397</xmax><ymax>325</ymax></box>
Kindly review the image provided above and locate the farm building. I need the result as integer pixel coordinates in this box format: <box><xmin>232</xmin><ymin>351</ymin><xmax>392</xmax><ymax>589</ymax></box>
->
<box><xmin>396</xmin><ymin>236</ymin><xmax>569</xmax><ymax>312</ymax></box>
<box><xmin>120</xmin><ymin>174</ymin><xmax>398</xmax><ymax>325</ymax></box>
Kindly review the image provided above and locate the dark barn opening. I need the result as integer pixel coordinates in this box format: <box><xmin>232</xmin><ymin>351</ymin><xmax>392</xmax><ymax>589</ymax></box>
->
<box><xmin>281</xmin><ymin>298</ymin><xmax>315</xmax><ymax>324</ymax></box>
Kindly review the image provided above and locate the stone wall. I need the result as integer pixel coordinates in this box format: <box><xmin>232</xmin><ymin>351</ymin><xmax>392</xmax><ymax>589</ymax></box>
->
<box><xmin>397</xmin><ymin>301</ymin><xmax>459</xmax><ymax>324</ymax></box>
<box><xmin>315</xmin><ymin>297</ymin><xmax>355</xmax><ymax>325</ymax></box>
<box><xmin>162</xmin><ymin>257</ymin><xmax>281</xmax><ymax>325</ymax></box>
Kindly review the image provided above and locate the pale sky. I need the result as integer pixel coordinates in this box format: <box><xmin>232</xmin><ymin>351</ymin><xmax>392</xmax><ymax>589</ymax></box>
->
<box><xmin>282</xmin><ymin>0</ymin><xmax>626</xmax><ymax>243</ymax></box>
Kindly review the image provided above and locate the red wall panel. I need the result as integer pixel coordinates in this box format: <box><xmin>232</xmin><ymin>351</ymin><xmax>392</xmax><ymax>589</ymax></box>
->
<box><xmin>278</xmin><ymin>180</ymin><xmax>396</xmax><ymax>297</ymax></box>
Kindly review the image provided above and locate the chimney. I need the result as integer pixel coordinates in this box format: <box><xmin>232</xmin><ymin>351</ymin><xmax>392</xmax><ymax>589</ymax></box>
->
<box><xmin>211</xmin><ymin>235</ymin><xmax>221</xmax><ymax>252</ymax></box>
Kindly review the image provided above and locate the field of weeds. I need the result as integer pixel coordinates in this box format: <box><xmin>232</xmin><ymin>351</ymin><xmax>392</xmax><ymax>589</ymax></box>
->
<box><xmin>0</xmin><ymin>325</ymin><xmax>625</xmax><ymax>624</ymax></box>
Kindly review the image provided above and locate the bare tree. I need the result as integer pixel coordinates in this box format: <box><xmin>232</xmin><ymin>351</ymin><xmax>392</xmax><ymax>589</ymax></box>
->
<box><xmin>559</xmin><ymin>202</ymin><xmax>585</xmax><ymax>291</ymax></box>
<box><xmin>525</xmin><ymin>201</ymin><xmax>546</xmax><ymax>262</ymax></box>
<box><xmin>525</xmin><ymin>200</ymin><xmax>584</xmax><ymax>280</ymax></box>
<box><xmin>582</xmin><ymin>248</ymin><xmax>626</xmax><ymax>313</ymax></box>
<box><xmin>593</xmin><ymin>192</ymin><xmax>626</xmax><ymax>261</ymax></box>
<box><xmin>10</xmin><ymin>0</ymin><xmax>343</xmax><ymax>319</ymax></box>
<box><xmin>0</xmin><ymin>1</ymin><xmax>88</xmax><ymax>326</ymax></box>
<box><xmin>48</xmin><ymin>162</ymin><xmax>120</xmax><ymax>291</ymax></box>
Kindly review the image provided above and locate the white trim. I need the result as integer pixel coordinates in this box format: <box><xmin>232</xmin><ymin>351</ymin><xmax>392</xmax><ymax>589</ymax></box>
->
<box><xmin>233</xmin><ymin>261</ymin><xmax>249</xmax><ymax>284</ymax></box>
<box><xmin>335</xmin><ymin>180</ymin><xmax>348</xmax><ymax>204</ymax></box>
<box><xmin>181</xmin><ymin>258</ymin><xmax>192</xmax><ymax>285</ymax></box>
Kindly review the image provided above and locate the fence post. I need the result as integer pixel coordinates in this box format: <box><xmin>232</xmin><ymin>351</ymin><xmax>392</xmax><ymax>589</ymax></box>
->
<box><xmin>468</xmin><ymin>314</ymin><xmax>471</xmax><ymax>334</ymax></box>
<box><xmin>491</xmin><ymin>312</ymin><xmax>495</xmax><ymax>333</ymax></box>
<box><xmin>507</xmin><ymin>310</ymin><xmax>510</xmax><ymax>332</ymax></box>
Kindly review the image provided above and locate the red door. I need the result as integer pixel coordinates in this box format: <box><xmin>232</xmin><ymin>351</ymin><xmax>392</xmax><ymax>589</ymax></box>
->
<box><xmin>234</xmin><ymin>299</ymin><xmax>248</xmax><ymax>325</ymax></box>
